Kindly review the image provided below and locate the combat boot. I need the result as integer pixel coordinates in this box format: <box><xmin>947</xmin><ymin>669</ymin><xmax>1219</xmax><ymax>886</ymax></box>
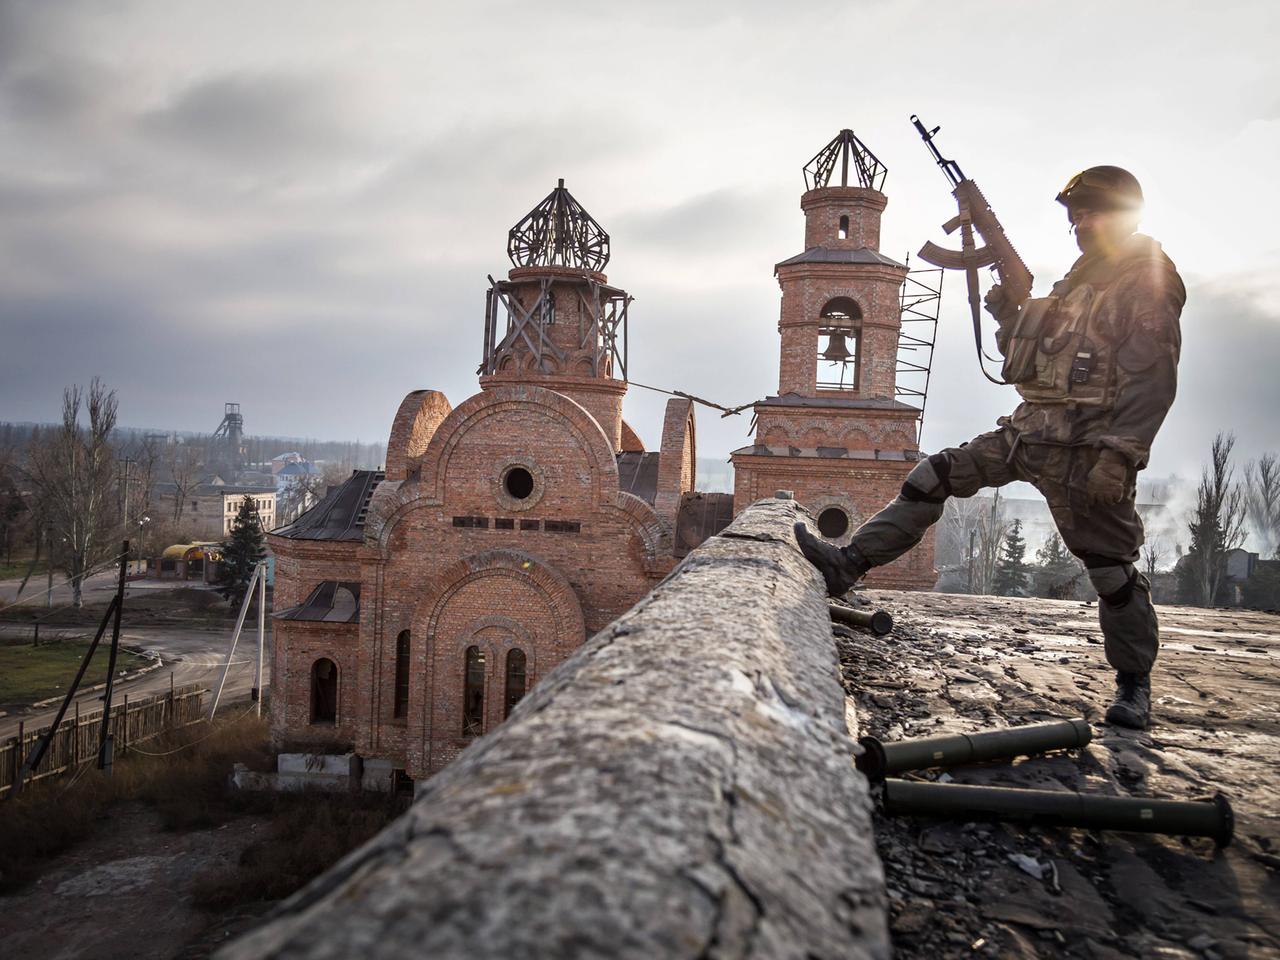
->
<box><xmin>794</xmin><ymin>523</ymin><xmax>869</xmax><ymax>597</ymax></box>
<box><xmin>1105</xmin><ymin>671</ymin><xmax>1151</xmax><ymax>730</ymax></box>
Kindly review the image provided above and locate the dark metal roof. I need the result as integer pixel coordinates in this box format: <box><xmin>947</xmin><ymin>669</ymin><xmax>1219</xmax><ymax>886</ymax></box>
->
<box><xmin>273</xmin><ymin>580</ymin><xmax>360</xmax><ymax>623</ymax></box>
<box><xmin>153</xmin><ymin>481</ymin><xmax>276</xmax><ymax>497</ymax></box>
<box><xmin>775</xmin><ymin>247</ymin><xmax>906</xmax><ymax>270</ymax></box>
<box><xmin>803</xmin><ymin>129</ymin><xmax>887</xmax><ymax>192</ymax></box>
<box><xmin>271</xmin><ymin>470</ymin><xmax>384</xmax><ymax>541</ymax></box>
<box><xmin>508</xmin><ymin>179</ymin><xmax>610</xmax><ymax>272</ymax></box>
<box><xmin>617</xmin><ymin>452</ymin><xmax>661</xmax><ymax>505</ymax></box>
<box><xmin>673</xmin><ymin>492</ymin><xmax>736</xmax><ymax>558</ymax></box>
<box><xmin>755</xmin><ymin>392</ymin><xmax>920</xmax><ymax>411</ymax></box>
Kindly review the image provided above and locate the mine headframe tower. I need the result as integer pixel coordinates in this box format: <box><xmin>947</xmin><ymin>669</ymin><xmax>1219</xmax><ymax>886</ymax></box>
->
<box><xmin>210</xmin><ymin>402</ymin><xmax>245</xmax><ymax>479</ymax></box>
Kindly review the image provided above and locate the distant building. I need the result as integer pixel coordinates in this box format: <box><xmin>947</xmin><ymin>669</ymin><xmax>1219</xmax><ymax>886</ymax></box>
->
<box><xmin>155</xmin><ymin>480</ymin><xmax>277</xmax><ymax>539</ymax></box>
<box><xmin>270</xmin><ymin>451</ymin><xmax>308</xmax><ymax>476</ymax></box>
<box><xmin>275</xmin><ymin>460</ymin><xmax>323</xmax><ymax>525</ymax></box>
<box><xmin>154</xmin><ymin>542</ymin><xmax>223</xmax><ymax>582</ymax></box>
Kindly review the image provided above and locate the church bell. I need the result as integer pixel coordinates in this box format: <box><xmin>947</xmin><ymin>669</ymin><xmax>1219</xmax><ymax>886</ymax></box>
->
<box><xmin>821</xmin><ymin>332</ymin><xmax>853</xmax><ymax>363</ymax></box>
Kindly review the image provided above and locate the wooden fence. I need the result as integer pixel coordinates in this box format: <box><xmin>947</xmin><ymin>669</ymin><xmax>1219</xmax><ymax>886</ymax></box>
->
<box><xmin>0</xmin><ymin>683</ymin><xmax>205</xmax><ymax>797</ymax></box>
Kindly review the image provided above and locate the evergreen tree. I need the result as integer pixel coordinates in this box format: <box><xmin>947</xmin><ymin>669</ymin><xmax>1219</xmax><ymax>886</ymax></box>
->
<box><xmin>1032</xmin><ymin>532</ymin><xmax>1085</xmax><ymax>599</ymax></box>
<box><xmin>993</xmin><ymin>519</ymin><xmax>1030</xmax><ymax>596</ymax></box>
<box><xmin>217</xmin><ymin>495</ymin><xmax>266</xmax><ymax>606</ymax></box>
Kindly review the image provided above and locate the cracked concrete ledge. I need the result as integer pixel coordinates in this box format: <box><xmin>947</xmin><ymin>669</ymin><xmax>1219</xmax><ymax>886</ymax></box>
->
<box><xmin>219</xmin><ymin>497</ymin><xmax>888</xmax><ymax>960</ymax></box>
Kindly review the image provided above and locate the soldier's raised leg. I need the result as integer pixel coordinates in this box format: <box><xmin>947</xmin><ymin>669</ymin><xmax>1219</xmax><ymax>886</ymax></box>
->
<box><xmin>795</xmin><ymin>429</ymin><xmax>1017</xmax><ymax>596</ymax></box>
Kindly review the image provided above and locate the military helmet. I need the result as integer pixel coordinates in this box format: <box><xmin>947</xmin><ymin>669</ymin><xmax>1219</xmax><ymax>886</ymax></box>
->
<box><xmin>1055</xmin><ymin>166</ymin><xmax>1143</xmax><ymax>212</ymax></box>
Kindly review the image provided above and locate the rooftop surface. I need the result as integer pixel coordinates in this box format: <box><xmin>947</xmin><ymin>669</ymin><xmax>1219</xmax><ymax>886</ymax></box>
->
<box><xmin>775</xmin><ymin>246</ymin><xmax>906</xmax><ymax>270</ymax></box>
<box><xmin>270</xmin><ymin>469</ymin><xmax>383</xmax><ymax>541</ymax></box>
<box><xmin>843</xmin><ymin>590</ymin><xmax>1280</xmax><ymax>958</ymax></box>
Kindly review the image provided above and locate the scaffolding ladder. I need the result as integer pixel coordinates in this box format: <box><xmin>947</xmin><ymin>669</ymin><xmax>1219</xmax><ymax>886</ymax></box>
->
<box><xmin>895</xmin><ymin>263</ymin><xmax>944</xmax><ymax>449</ymax></box>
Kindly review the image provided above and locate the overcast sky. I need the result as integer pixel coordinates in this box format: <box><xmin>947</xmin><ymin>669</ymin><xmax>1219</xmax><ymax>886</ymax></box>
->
<box><xmin>1</xmin><ymin>0</ymin><xmax>1277</xmax><ymax>496</ymax></box>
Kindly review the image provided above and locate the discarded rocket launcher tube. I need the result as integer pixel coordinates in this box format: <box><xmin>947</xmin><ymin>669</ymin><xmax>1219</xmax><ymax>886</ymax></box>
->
<box><xmin>857</xmin><ymin>718</ymin><xmax>1092</xmax><ymax>782</ymax></box>
<box><xmin>881</xmin><ymin>780</ymin><xmax>1235</xmax><ymax>848</ymax></box>
<box><xmin>827</xmin><ymin>601</ymin><xmax>893</xmax><ymax>636</ymax></box>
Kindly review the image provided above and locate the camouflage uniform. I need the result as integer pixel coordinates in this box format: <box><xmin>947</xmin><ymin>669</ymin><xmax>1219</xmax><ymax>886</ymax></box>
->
<box><xmin>842</xmin><ymin>233</ymin><xmax>1185</xmax><ymax>675</ymax></box>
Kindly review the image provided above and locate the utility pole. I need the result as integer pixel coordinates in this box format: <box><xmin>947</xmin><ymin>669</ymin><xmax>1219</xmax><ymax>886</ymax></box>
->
<box><xmin>967</xmin><ymin>528</ymin><xmax>977</xmax><ymax>595</ymax></box>
<box><xmin>97</xmin><ymin>539</ymin><xmax>129</xmax><ymax>773</ymax></box>
<box><xmin>117</xmin><ymin>457</ymin><xmax>135</xmax><ymax>521</ymax></box>
<box><xmin>210</xmin><ymin>561</ymin><xmax>266</xmax><ymax>720</ymax></box>
<box><xmin>46</xmin><ymin>527</ymin><xmax>54</xmax><ymax>608</ymax></box>
<box><xmin>252</xmin><ymin>560</ymin><xmax>266</xmax><ymax>715</ymax></box>
<box><xmin>13</xmin><ymin>572</ymin><xmax>122</xmax><ymax>794</ymax></box>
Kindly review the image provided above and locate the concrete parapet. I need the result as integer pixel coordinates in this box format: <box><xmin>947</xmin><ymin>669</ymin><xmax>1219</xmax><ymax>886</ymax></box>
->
<box><xmin>220</xmin><ymin>497</ymin><xmax>887</xmax><ymax>959</ymax></box>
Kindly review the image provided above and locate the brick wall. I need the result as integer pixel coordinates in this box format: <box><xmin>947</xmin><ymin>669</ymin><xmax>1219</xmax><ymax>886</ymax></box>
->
<box><xmin>732</xmin><ymin>454</ymin><xmax>935</xmax><ymax>590</ymax></box>
<box><xmin>271</xmin><ymin>383</ymin><xmax>671</xmax><ymax>778</ymax></box>
<box><xmin>800</xmin><ymin>186</ymin><xmax>887</xmax><ymax>250</ymax></box>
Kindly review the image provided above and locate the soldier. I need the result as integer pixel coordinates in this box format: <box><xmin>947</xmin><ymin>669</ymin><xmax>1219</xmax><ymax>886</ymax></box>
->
<box><xmin>795</xmin><ymin>166</ymin><xmax>1186</xmax><ymax>730</ymax></box>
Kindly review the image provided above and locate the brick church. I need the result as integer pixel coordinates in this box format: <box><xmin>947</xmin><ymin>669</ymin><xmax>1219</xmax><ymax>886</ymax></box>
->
<box><xmin>268</xmin><ymin>129</ymin><xmax>934</xmax><ymax>780</ymax></box>
<box><xmin>268</xmin><ymin>179</ymin><xmax>725</xmax><ymax>775</ymax></box>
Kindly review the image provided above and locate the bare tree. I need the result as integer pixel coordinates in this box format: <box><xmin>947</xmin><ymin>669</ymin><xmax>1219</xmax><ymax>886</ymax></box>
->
<box><xmin>940</xmin><ymin>495</ymin><xmax>985</xmax><ymax>592</ymax></box>
<box><xmin>1244</xmin><ymin>452</ymin><xmax>1280</xmax><ymax>559</ymax></box>
<box><xmin>974</xmin><ymin>491</ymin><xmax>1010</xmax><ymax>596</ymax></box>
<box><xmin>167</xmin><ymin>441</ymin><xmax>204</xmax><ymax>523</ymax></box>
<box><xmin>1181</xmin><ymin>432</ymin><xmax>1248</xmax><ymax>606</ymax></box>
<box><xmin>1141</xmin><ymin>535</ymin><xmax>1165</xmax><ymax>578</ymax></box>
<box><xmin>24</xmin><ymin>380</ymin><xmax>120</xmax><ymax>607</ymax></box>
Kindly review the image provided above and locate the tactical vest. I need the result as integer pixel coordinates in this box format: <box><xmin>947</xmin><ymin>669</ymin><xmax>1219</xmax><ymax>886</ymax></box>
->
<box><xmin>1001</xmin><ymin>280</ymin><xmax>1118</xmax><ymax>407</ymax></box>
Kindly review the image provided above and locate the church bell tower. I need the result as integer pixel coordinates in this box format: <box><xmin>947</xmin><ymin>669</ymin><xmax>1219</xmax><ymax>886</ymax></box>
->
<box><xmin>731</xmin><ymin>129</ymin><xmax>936</xmax><ymax>589</ymax></box>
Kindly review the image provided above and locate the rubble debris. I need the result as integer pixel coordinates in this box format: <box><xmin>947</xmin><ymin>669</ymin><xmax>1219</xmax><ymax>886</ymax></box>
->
<box><xmin>840</xmin><ymin>590</ymin><xmax>1280</xmax><ymax>959</ymax></box>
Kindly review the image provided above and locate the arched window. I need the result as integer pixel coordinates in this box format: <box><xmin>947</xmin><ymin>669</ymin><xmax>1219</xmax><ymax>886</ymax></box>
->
<box><xmin>504</xmin><ymin>649</ymin><xmax>528</xmax><ymax>718</ymax></box>
<box><xmin>816</xmin><ymin>297</ymin><xmax>863</xmax><ymax>391</ymax></box>
<box><xmin>311</xmin><ymin>658</ymin><xmax>338</xmax><ymax>724</ymax></box>
<box><xmin>462</xmin><ymin>646</ymin><xmax>485</xmax><ymax>736</ymax></box>
<box><xmin>838</xmin><ymin>214</ymin><xmax>849</xmax><ymax>240</ymax></box>
<box><xmin>393</xmin><ymin>630</ymin><xmax>410</xmax><ymax>719</ymax></box>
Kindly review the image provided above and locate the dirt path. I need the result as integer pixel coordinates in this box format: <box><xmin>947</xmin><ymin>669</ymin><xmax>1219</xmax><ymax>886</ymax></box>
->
<box><xmin>843</xmin><ymin>592</ymin><xmax>1280</xmax><ymax>959</ymax></box>
<box><xmin>0</xmin><ymin>802</ymin><xmax>273</xmax><ymax>960</ymax></box>
<box><xmin>0</xmin><ymin>623</ymin><xmax>269</xmax><ymax>741</ymax></box>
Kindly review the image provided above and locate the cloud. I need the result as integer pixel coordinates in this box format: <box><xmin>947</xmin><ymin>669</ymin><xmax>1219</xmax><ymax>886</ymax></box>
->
<box><xmin>139</xmin><ymin>72</ymin><xmax>364</xmax><ymax>170</ymax></box>
<box><xmin>614</xmin><ymin>187</ymin><xmax>787</xmax><ymax>255</ymax></box>
<box><xmin>1163</xmin><ymin>273</ymin><xmax>1280</xmax><ymax>471</ymax></box>
<box><xmin>0</xmin><ymin>0</ymin><xmax>1277</xmax><ymax>463</ymax></box>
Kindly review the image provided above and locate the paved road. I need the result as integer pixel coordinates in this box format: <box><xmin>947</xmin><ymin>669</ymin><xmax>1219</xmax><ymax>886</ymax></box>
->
<box><xmin>0</xmin><ymin>621</ymin><xmax>272</xmax><ymax>740</ymax></box>
<box><xmin>0</xmin><ymin>567</ymin><xmax>189</xmax><ymax>612</ymax></box>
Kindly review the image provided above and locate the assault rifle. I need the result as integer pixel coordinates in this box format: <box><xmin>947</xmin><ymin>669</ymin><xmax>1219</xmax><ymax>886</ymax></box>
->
<box><xmin>911</xmin><ymin>114</ymin><xmax>1034</xmax><ymax>384</ymax></box>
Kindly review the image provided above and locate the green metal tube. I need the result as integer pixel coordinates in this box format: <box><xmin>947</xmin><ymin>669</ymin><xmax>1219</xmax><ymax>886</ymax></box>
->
<box><xmin>857</xmin><ymin>718</ymin><xmax>1092</xmax><ymax>782</ymax></box>
<box><xmin>828</xmin><ymin>602</ymin><xmax>892</xmax><ymax>636</ymax></box>
<box><xmin>882</xmin><ymin>780</ymin><xmax>1234</xmax><ymax>848</ymax></box>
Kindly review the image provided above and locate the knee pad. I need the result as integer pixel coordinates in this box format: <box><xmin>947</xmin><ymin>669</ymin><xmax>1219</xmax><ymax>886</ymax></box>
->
<box><xmin>900</xmin><ymin>453</ymin><xmax>953</xmax><ymax>504</ymax></box>
<box><xmin>1087</xmin><ymin>561</ymin><xmax>1138</xmax><ymax>607</ymax></box>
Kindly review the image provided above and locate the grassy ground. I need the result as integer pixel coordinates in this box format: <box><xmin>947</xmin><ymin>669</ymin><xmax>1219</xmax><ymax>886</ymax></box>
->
<box><xmin>0</xmin><ymin>710</ymin><xmax>406</xmax><ymax>906</ymax></box>
<box><xmin>0</xmin><ymin>636</ymin><xmax>150</xmax><ymax>704</ymax></box>
<box><xmin>0</xmin><ymin>559</ymin><xmax>48</xmax><ymax>580</ymax></box>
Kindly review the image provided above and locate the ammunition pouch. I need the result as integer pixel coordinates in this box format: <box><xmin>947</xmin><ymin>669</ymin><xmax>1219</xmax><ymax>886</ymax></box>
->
<box><xmin>1000</xmin><ymin>297</ymin><xmax>1058</xmax><ymax>384</ymax></box>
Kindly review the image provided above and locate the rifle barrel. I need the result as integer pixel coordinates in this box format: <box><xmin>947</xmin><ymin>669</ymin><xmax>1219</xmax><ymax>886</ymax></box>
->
<box><xmin>910</xmin><ymin>113</ymin><xmax>964</xmax><ymax>186</ymax></box>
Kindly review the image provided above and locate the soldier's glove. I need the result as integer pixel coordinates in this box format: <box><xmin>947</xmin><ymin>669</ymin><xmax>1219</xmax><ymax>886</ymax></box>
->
<box><xmin>1087</xmin><ymin>449</ymin><xmax>1131</xmax><ymax>506</ymax></box>
<box><xmin>984</xmin><ymin>283</ymin><xmax>1020</xmax><ymax>327</ymax></box>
